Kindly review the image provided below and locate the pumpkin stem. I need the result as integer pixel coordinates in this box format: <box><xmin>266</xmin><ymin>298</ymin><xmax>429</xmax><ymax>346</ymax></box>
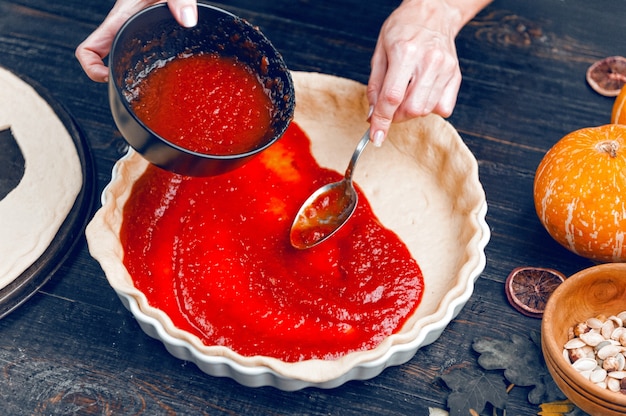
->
<box><xmin>596</xmin><ymin>140</ymin><xmax>619</xmax><ymax>158</ymax></box>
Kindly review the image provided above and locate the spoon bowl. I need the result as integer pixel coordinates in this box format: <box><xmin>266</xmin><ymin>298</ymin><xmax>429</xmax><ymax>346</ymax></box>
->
<box><xmin>290</xmin><ymin>129</ymin><xmax>370</xmax><ymax>249</ymax></box>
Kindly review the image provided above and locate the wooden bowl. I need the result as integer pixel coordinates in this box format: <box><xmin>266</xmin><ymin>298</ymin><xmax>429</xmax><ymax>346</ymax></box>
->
<box><xmin>542</xmin><ymin>263</ymin><xmax>626</xmax><ymax>416</ymax></box>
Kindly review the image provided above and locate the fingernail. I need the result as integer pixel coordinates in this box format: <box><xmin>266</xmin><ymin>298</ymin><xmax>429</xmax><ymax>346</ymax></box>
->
<box><xmin>367</xmin><ymin>105</ymin><xmax>374</xmax><ymax>120</ymax></box>
<box><xmin>181</xmin><ymin>6</ymin><xmax>197</xmax><ymax>27</ymax></box>
<box><xmin>373</xmin><ymin>130</ymin><xmax>384</xmax><ymax>147</ymax></box>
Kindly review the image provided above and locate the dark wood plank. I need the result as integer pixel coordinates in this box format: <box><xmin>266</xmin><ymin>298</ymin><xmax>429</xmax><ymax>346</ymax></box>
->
<box><xmin>0</xmin><ymin>0</ymin><xmax>622</xmax><ymax>414</ymax></box>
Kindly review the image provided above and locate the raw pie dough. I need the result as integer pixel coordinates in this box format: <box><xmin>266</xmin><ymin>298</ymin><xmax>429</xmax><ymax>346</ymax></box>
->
<box><xmin>0</xmin><ymin>67</ymin><xmax>82</xmax><ymax>288</ymax></box>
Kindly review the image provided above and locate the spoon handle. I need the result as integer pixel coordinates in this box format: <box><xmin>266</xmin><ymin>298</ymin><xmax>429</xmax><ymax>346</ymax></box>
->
<box><xmin>344</xmin><ymin>128</ymin><xmax>370</xmax><ymax>181</ymax></box>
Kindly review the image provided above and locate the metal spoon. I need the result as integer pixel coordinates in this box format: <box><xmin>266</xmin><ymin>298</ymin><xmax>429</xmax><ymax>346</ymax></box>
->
<box><xmin>290</xmin><ymin>129</ymin><xmax>370</xmax><ymax>249</ymax></box>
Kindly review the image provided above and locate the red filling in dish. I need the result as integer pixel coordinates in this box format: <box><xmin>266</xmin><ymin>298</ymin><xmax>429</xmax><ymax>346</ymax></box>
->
<box><xmin>121</xmin><ymin>123</ymin><xmax>424</xmax><ymax>362</ymax></box>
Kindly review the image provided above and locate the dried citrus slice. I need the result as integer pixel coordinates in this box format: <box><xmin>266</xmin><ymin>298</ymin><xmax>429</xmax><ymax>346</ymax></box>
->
<box><xmin>586</xmin><ymin>56</ymin><xmax>626</xmax><ymax>97</ymax></box>
<box><xmin>505</xmin><ymin>267</ymin><xmax>566</xmax><ymax>318</ymax></box>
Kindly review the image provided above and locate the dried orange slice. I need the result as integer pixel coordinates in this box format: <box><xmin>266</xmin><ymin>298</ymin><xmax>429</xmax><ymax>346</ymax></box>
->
<box><xmin>505</xmin><ymin>267</ymin><xmax>566</xmax><ymax>318</ymax></box>
<box><xmin>586</xmin><ymin>56</ymin><xmax>626</xmax><ymax>97</ymax></box>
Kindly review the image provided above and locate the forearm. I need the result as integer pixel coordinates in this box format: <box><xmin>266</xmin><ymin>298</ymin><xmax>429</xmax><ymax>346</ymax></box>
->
<box><xmin>400</xmin><ymin>0</ymin><xmax>493</xmax><ymax>37</ymax></box>
<box><xmin>452</xmin><ymin>0</ymin><xmax>493</xmax><ymax>27</ymax></box>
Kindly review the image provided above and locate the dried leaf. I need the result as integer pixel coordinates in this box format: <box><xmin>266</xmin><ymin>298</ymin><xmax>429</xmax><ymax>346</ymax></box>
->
<box><xmin>538</xmin><ymin>399</ymin><xmax>575</xmax><ymax>415</ymax></box>
<box><xmin>440</xmin><ymin>366</ymin><xmax>507</xmax><ymax>416</ymax></box>
<box><xmin>473</xmin><ymin>333</ymin><xmax>542</xmax><ymax>385</ymax></box>
<box><xmin>527</xmin><ymin>374</ymin><xmax>567</xmax><ymax>405</ymax></box>
<box><xmin>538</xmin><ymin>398</ymin><xmax>591</xmax><ymax>415</ymax></box>
<box><xmin>472</xmin><ymin>332</ymin><xmax>566</xmax><ymax>404</ymax></box>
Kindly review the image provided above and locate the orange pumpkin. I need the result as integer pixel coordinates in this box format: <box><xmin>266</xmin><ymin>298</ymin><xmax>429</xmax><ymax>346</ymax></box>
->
<box><xmin>612</xmin><ymin>85</ymin><xmax>626</xmax><ymax>124</ymax></box>
<box><xmin>534</xmin><ymin>124</ymin><xmax>626</xmax><ymax>262</ymax></box>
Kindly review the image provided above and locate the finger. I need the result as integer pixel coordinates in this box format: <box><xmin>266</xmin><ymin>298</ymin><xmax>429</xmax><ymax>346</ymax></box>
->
<box><xmin>421</xmin><ymin>50</ymin><xmax>461</xmax><ymax>118</ymax></box>
<box><xmin>76</xmin><ymin>54</ymin><xmax>110</xmax><ymax>83</ymax></box>
<box><xmin>406</xmin><ymin>48</ymin><xmax>448</xmax><ymax>116</ymax></box>
<box><xmin>369</xmin><ymin>37</ymin><xmax>419</xmax><ymax>143</ymax></box>
<box><xmin>75</xmin><ymin>0</ymin><xmax>145</xmax><ymax>82</ymax></box>
<box><xmin>76</xmin><ymin>0</ymin><xmax>197</xmax><ymax>82</ymax></box>
<box><xmin>403</xmin><ymin>75</ymin><xmax>439</xmax><ymax>120</ymax></box>
<box><xmin>432</xmin><ymin>71</ymin><xmax>461</xmax><ymax>118</ymax></box>
<box><xmin>75</xmin><ymin>28</ymin><xmax>117</xmax><ymax>83</ymax></box>
<box><xmin>396</xmin><ymin>48</ymin><xmax>461</xmax><ymax>121</ymax></box>
<box><xmin>395</xmin><ymin>74</ymin><xmax>452</xmax><ymax>121</ymax></box>
<box><xmin>367</xmin><ymin>42</ymin><xmax>388</xmax><ymax>116</ymax></box>
<box><xmin>167</xmin><ymin>0</ymin><xmax>198</xmax><ymax>27</ymax></box>
<box><xmin>368</xmin><ymin>58</ymin><xmax>415</xmax><ymax>145</ymax></box>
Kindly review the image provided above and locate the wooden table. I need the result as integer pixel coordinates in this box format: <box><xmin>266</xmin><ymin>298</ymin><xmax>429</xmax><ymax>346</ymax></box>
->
<box><xmin>0</xmin><ymin>0</ymin><xmax>621</xmax><ymax>414</ymax></box>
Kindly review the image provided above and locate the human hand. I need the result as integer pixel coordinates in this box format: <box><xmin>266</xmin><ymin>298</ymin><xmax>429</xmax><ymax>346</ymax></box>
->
<box><xmin>367</xmin><ymin>0</ymin><xmax>467</xmax><ymax>146</ymax></box>
<box><xmin>75</xmin><ymin>0</ymin><xmax>198</xmax><ymax>82</ymax></box>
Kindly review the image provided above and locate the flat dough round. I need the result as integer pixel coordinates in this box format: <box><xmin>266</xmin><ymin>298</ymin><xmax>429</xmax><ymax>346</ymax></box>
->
<box><xmin>87</xmin><ymin>71</ymin><xmax>487</xmax><ymax>385</ymax></box>
<box><xmin>0</xmin><ymin>67</ymin><xmax>83</xmax><ymax>288</ymax></box>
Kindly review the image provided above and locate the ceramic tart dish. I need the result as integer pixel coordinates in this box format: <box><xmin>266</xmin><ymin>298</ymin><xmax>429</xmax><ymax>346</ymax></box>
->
<box><xmin>86</xmin><ymin>71</ymin><xmax>490</xmax><ymax>390</ymax></box>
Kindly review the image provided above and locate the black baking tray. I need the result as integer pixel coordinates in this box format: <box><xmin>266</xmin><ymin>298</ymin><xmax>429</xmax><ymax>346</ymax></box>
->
<box><xmin>0</xmin><ymin>69</ymin><xmax>96</xmax><ymax>318</ymax></box>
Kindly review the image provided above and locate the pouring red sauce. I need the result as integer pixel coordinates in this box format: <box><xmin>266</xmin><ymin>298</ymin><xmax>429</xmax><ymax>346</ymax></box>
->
<box><xmin>130</xmin><ymin>52</ymin><xmax>274</xmax><ymax>155</ymax></box>
<box><xmin>121</xmin><ymin>123</ymin><xmax>424</xmax><ymax>362</ymax></box>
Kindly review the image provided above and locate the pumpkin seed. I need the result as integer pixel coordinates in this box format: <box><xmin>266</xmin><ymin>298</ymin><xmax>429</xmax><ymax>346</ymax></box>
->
<box><xmin>563</xmin><ymin>311</ymin><xmax>626</xmax><ymax>396</ymax></box>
